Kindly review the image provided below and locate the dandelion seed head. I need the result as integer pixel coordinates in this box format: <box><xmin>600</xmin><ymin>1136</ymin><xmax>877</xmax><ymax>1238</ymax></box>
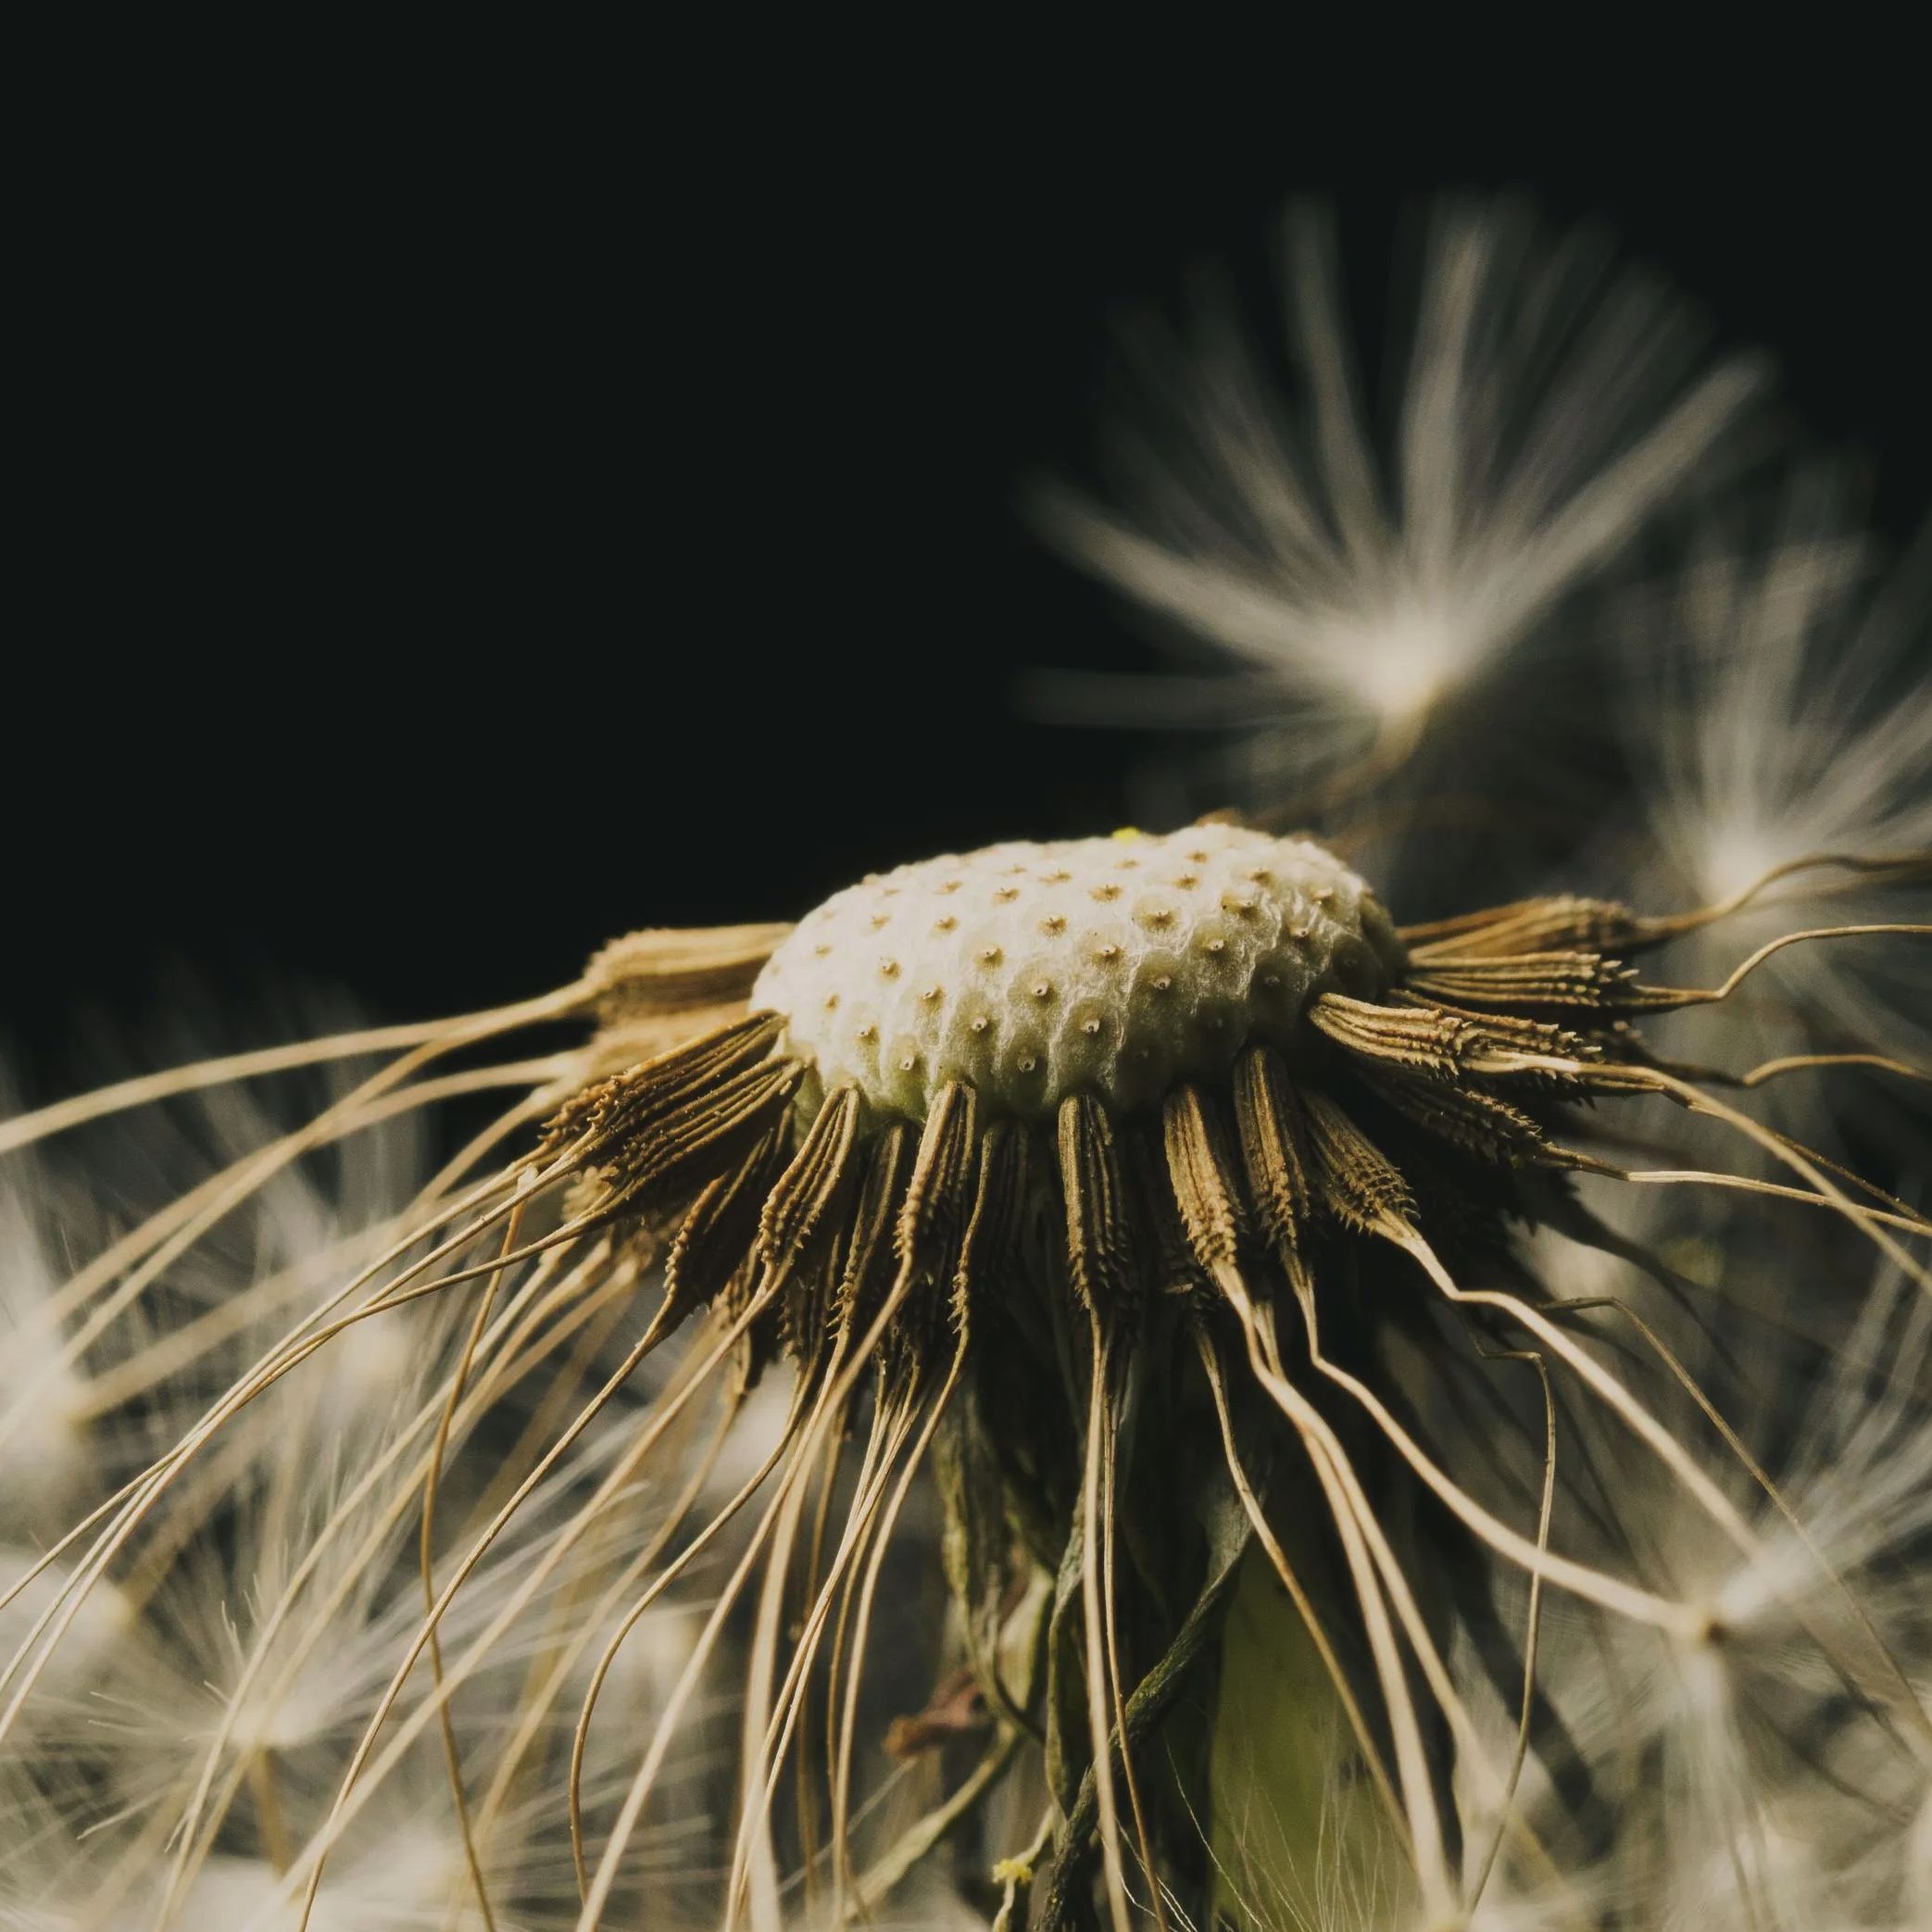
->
<box><xmin>755</xmin><ymin>823</ymin><xmax>1401</xmax><ymax>1118</ymax></box>
<box><xmin>12</xmin><ymin>158</ymin><xmax>1930</xmax><ymax>1931</ymax></box>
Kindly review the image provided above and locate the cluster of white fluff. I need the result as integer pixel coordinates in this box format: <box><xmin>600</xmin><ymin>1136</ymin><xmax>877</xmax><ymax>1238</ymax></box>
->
<box><xmin>0</xmin><ymin>1061</ymin><xmax>742</xmax><ymax>1928</ymax></box>
<box><xmin>1443</xmin><ymin>1252</ymin><xmax>1932</xmax><ymax>1932</ymax></box>
<box><xmin>1619</xmin><ymin>477</ymin><xmax>1932</xmax><ymax>1154</ymax></box>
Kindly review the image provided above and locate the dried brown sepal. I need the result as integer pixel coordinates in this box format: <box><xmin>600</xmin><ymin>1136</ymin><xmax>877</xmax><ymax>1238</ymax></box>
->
<box><xmin>882</xmin><ymin>1667</ymin><xmax>991</xmax><ymax>1762</ymax></box>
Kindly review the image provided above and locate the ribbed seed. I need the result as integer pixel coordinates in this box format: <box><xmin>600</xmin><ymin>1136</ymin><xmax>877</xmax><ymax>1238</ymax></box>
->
<box><xmin>1359</xmin><ymin>1068</ymin><xmax>1562</xmax><ymax>1169</ymax></box>
<box><xmin>1399</xmin><ymin>895</ymin><xmax>1641</xmax><ymax>960</ymax></box>
<box><xmin>759</xmin><ymin>1085</ymin><xmax>864</xmax><ymax>1272</ymax></box>
<box><xmin>829</xmin><ymin>1123</ymin><xmax>911</xmax><ymax>1351</ymax></box>
<box><xmin>1230</xmin><ymin>1046</ymin><xmax>1314</xmax><ymax>1259</ymax></box>
<box><xmin>897</xmin><ymin>1081</ymin><xmax>980</xmax><ymax>1263</ymax></box>
<box><xmin>1310</xmin><ymin>993</ymin><xmax>1474</xmax><ymax>1077</ymax></box>
<box><xmin>1161</xmin><ymin>1085</ymin><xmax>1245</xmax><ymax>1273</ymax></box>
<box><xmin>1405</xmin><ymin>950</ymin><xmax>1640</xmax><ymax>1010</ymax></box>
<box><xmin>661</xmin><ymin>1121</ymin><xmax>790</xmax><ymax>1324</ymax></box>
<box><xmin>1057</xmin><ymin>1091</ymin><xmax>1135</xmax><ymax>1312</ymax></box>
<box><xmin>538</xmin><ymin>1011</ymin><xmax>787</xmax><ymax>1167</ymax></box>
<box><xmin>947</xmin><ymin>1120</ymin><xmax>1026</xmax><ymax>1334</ymax></box>
<box><xmin>1301</xmin><ymin>1091</ymin><xmax>1413</xmax><ymax>1233</ymax></box>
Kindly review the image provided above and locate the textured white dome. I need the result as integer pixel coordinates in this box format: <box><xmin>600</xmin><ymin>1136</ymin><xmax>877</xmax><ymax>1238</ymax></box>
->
<box><xmin>753</xmin><ymin>824</ymin><xmax>1403</xmax><ymax>1120</ymax></box>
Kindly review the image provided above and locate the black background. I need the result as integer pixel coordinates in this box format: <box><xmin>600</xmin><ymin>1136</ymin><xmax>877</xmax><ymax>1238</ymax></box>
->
<box><xmin>8</xmin><ymin>65</ymin><xmax>1927</xmax><ymax>1093</ymax></box>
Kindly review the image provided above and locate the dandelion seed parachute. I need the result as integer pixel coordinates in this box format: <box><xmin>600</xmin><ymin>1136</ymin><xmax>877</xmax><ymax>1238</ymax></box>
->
<box><xmin>5</xmin><ymin>817</ymin><xmax>1926</xmax><ymax>1930</ymax></box>
<box><xmin>1025</xmin><ymin>201</ymin><xmax>1765</xmax><ymax>897</ymax></box>
<box><xmin>1615</xmin><ymin>476</ymin><xmax>1932</xmax><ymax>1152</ymax></box>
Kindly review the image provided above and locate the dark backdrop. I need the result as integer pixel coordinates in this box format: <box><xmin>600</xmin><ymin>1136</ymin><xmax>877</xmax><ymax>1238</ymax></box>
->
<box><xmin>9</xmin><ymin>72</ymin><xmax>1927</xmax><ymax>1092</ymax></box>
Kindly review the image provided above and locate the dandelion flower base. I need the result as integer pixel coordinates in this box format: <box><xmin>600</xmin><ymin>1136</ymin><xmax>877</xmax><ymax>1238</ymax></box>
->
<box><xmin>754</xmin><ymin>824</ymin><xmax>1403</xmax><ymax>1121</ymax></box>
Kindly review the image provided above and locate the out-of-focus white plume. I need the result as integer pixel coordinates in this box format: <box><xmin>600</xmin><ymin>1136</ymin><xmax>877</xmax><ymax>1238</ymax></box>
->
<box><xmin>1032</xmin><ymin>200</ymin><xmax>1763</xmax><ymax>890</ymax></box>
<box><xmin>1622</xmin><ymin>480</ymin><xmax>1932</xmax><ymax>1135</ymax></box>
<box><xmin>1504</xmin><ymin>1251</ymin><xmax>1932</xmax><ymax>1931</ymax></box>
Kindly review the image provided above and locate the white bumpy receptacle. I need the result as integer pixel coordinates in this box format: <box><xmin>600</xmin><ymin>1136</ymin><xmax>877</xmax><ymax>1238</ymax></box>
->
<box><xmin>753</xmin><ymin>824</ymin><xmax>1404</xmax><ymax>1121</ymax></box>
